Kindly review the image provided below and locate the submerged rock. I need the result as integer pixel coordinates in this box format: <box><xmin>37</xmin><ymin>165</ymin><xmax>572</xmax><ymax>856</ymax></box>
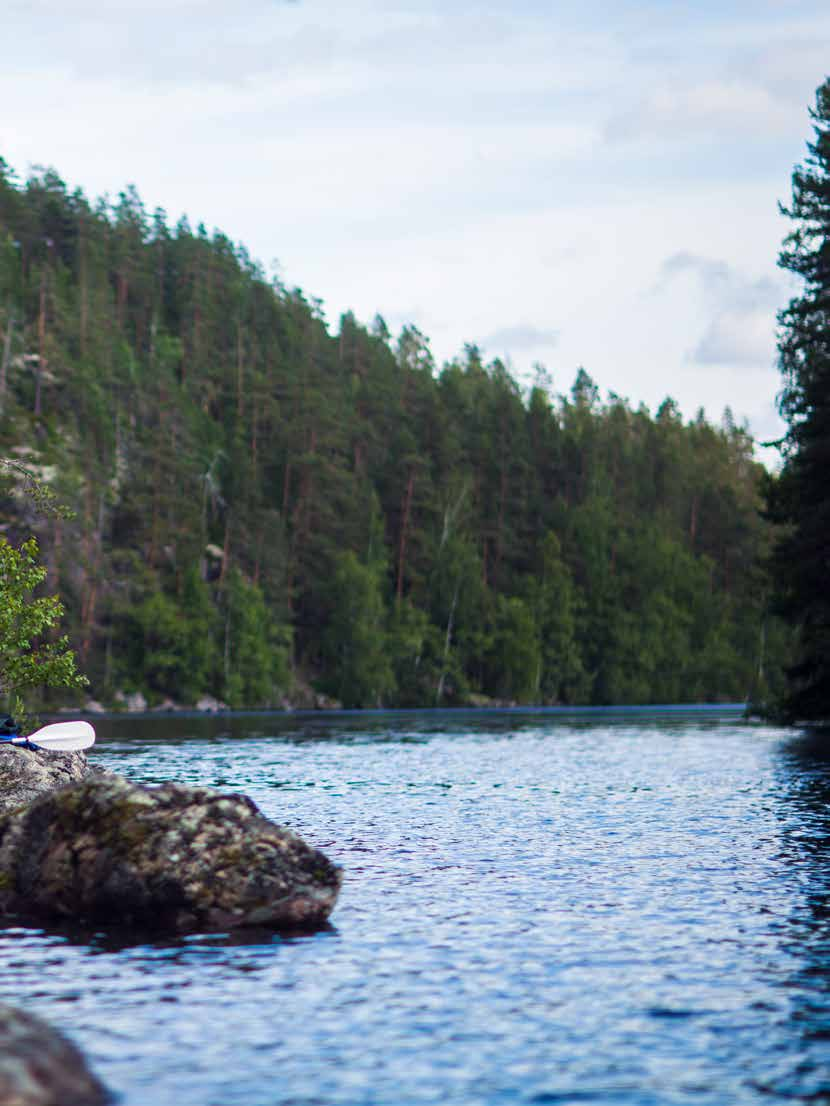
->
<box><xmin>0</xmin><ymin>775</ymin><xmax>341</xmax><ymax>934</ymax></box>
<box><xmin>0</xmin><ymin>1003</ymin><xmax>110</xmax><ymax>1106</ymax></box>
<box><xmin>0</xmin><ymin>745</ymin><xmax>94</xmax><ymax>816</ymax></box>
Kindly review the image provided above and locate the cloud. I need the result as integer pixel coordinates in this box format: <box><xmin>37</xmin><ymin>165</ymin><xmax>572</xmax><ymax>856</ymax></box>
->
<box><xmin>3</xmin><ymin>0</ymin><xmax>823</xmax><ymax>453</ymax></box>
<box><xmin>480</xmin><ymin>324</ymin><xmax>559</xmax><ymax>353</ymax></box>
<box><xmin>658</xmin><ymin>251</ymin><xmax>784</xmax><ymax>367</ymax></box>
<box><xmin>730</xmin><ymin>39</ymin><xmax>830</xmax><ymax>99</ymax></box>
<box><xmin>693</xmin><ymin>309</ymin><xmax>775</xmax><ymax>366</ymax></box>
<box><xmin>659</xmin><ymin>251</ymin><xmax>781</xmax><ymax>306</ymax></box>
<box><xmin>607</xmin><ymin>79</ymin><xmax>795</xmax><ymax>142</ymax></box>
<box><xmin>604</xmin><ymin>11</ymin><xmax>830</xmax><ymax>148</ymax></box>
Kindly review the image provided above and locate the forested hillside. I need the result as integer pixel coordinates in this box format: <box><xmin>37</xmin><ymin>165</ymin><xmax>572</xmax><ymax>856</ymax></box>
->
<box><xmin>0</xmin><ymin>160</ymin><xmax>790</xmax><ymax>710</ymax></box>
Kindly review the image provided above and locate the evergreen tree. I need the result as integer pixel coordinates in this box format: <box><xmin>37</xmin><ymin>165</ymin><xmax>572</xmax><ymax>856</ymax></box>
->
<box><xmin>769</xmin><ymin>76</ymin><xmax>830</xmax><ymax>721</ymax></box>
<box><xmin>322</xmin><ymin>551</ymin><xmax>394</xmax><ymax>708</ymax></box>
<box><xmin>221</xmin><ymin>568</ymin><xmax>290</xmax><ymax>708</ymax></box>
<box><xmin>528</xmin><ymin>532</ymin><xmax>586</xmax><ymax>704</ymax></box>
<box><xmin>0</xmin><ymin>154</ymin><xmax>792</xmax><ymax>710</ymax></box>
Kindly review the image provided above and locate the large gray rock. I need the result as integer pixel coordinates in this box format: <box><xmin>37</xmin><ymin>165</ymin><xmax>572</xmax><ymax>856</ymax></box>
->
<box><xmin>0</xmin><ymin>1002</ymin><xmax>110</xmax><ymax>1105</ymax></box>
<box><xmin>0</xmin><ymin>775</ymin><xmax>341</xmax><ymax>933</ymax></box>
<box><xmin>0</xmin><ymin>745</ymin><xmax>94</xmax><ymax>816</ymax></box>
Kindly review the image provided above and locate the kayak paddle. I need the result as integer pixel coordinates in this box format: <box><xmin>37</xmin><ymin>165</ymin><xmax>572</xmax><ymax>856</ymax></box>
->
<box><xmin>2</xmin><ymin>720</ymin><xmax>96</xmax><ymax>752</ymax></box>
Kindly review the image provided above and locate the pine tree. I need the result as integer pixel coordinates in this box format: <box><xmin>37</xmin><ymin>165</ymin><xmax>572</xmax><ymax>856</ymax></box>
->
<box><xmin>0</xmin><ymin>154</ymin><xmax>794</xmax><ymax>710</ymax></box>
<box><xmin>770</xmin><ymin>76</ymin><xmax>830</xmax><ymax>720</ymax></box>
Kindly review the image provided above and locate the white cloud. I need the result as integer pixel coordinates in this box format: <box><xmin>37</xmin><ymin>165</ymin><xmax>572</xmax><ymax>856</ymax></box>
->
<box><xmin>731</xmin><ymin>40</ymin><xmax>830</xmax><ymax>96</ymax></box>
<box><xmin>480</xmin><ymin>324</ymin><xmax>559</xmax><ymax>354</ymax></box>
<box><xmin>1</xmin><ymin>0</ymin><xmax>821</xmax><ymax>464</ymax></box>
<box><xmin>693</xmin><ymin>309</ymin><xmax>776</xmax><ymax>367</ymax></box>
<box><xmin>607</xmin><ymin>79</ymin><xmax>796</xmax><ymax>142</ymax></box>
<box><xmin>658</xmin><ymin>251</ymin><xmax>784</xmax><ymax>369</ymax></box>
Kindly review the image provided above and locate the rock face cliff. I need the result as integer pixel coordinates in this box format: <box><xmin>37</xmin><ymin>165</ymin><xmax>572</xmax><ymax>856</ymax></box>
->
<box><xmin>0</xmin><ymin>1003</ymin><xmax>110</xmax><ymax>1106</ymax></box>
<box><xmin>0</xmin><ymin>773</ymin><xmax>342</xmax><ymax>933</ymax></box>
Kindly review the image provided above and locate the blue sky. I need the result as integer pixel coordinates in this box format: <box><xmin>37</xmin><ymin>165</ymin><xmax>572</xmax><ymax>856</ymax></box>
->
<box><xmin>3</xmin><ymin>0</ymin><xmax>830</xmax><ymax>458</ymax></box>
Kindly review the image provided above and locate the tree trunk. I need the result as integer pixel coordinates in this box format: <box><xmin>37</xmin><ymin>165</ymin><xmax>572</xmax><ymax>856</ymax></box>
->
<box><xmin>35</xmin><ymin>273</ymin><xmax>46</xmax><ymax>416</ymax></box>
<box><xmin>436</xmin><ymin>578</ymin><xmax>460</xmax><ymax>706</ymax></box>
<box><xmin>79</xmin><ymin>228</ymin><xmax>88</xmax><ymax>355</ymax></box>
<box><xmin>236</xmin><ymin>321</ymin><xmax>244</xmax><ymax>419</ymax></box>
<box><xmin>396</xmin><ymin>469</ymin><xmax>415</xmax><ymax>601</ymax></box>
<box><xmin>81</xmin><ymin>583</ymin><xmax>97</xmax><ymax>661</ymax></box>
<box><xmin>282</xmin><ymin>461</ymin><xmax>292</xmax><ymax>517</ymax></box>
<box><xmin>49</xmin><ymin>517</ymin><xmax>63</xmax><ymax>592</ymax></box>
<box><xmin>495</xmin><ymin>462</ymin><xmax>507</xmax><ymax>583</ymax></box>
<box><xmin>0</xmin><ymin>309</ymin><xmax>13</xmax><ymax>409</ymax></box>
<box><xmin>117</xmin><ymin>271</ymin><xmax>128</xmax><ymax>329</ymax></box>
<box><xmin>218</xmin><ymin>513</ymin><xmax>231</xmax><ymax>586</ymax></box>
<box><xmin>251</xmin><ymin>400</ymin><xmax>258</xmax><ymax>471</ymax></box>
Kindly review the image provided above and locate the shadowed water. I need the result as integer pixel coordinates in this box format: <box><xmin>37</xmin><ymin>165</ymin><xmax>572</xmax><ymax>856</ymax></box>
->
<box><xmin>2</xmin><ymin>710</ymin><xmax>830</xmax><ymax>1106</ymax></box>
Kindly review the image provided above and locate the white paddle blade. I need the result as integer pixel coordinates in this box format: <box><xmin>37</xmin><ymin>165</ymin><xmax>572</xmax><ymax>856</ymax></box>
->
<box><xmin>25</xmin><ymin>720</ymin><xmax>96</xmax><ymax>751</ymax></box>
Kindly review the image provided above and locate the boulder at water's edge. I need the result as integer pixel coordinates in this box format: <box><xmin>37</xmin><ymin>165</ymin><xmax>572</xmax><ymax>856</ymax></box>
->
<box><xmin>0</xmin><ymin>775</ymin><xmax>342</xmax><ymax>933</ymax></box>
<box><xmin>0</xmin><ymin>1002</ymin><xmax>110</xmax><ymax>1106</ymax></box>
<box><xmin>0</xmin><ymin>745</ymin><xmax>94</xmax><ymax>816</ymax></box>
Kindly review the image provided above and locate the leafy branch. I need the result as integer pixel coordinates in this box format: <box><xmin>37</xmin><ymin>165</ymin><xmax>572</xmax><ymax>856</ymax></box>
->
<box><xmin>0</xmin><ymin>457</ymin><xmax>74</xmax><ymax>519</ymax></box>
<box><xmin>0</xmin><ymin>537</ymin><xmax>87</xmax><ymax>728</ymax></box>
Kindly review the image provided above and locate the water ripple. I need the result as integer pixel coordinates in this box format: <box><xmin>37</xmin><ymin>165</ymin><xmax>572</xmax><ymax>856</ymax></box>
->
<box><xmin>1</xmin><ymin>712</ymin><xmax>828</xmax><ymax>1105</ymax></box>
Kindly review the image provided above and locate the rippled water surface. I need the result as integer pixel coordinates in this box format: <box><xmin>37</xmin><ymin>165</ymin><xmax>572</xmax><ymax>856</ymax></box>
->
<box><xmin>3</xmin><ymin>709</ymin><xmax>830</xmax><ymax>1106</ymax></box>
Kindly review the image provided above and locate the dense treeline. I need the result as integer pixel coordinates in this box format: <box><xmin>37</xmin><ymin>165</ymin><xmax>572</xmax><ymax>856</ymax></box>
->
<box><xmin>0</xmin><ymin>158</ymin><xmax>790</xmax><ymax>710</ymax></box>
<box><xmin>767</xmin><ymin>77</ymin><xmax>830</xmax><ymax>722</ymax></box>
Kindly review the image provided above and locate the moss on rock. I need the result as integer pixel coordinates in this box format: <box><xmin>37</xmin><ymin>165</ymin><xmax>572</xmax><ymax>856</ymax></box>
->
<box><xmin>0</xmin><ymin>775</ymin><xmax>341</xmax><ymax>934</ymax></box>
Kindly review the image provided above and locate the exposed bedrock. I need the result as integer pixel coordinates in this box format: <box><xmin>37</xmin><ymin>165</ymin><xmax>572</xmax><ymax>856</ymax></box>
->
<box><xmin>0</xmin><ymin>774</ymin><xmax>342</xmax><ymax>934</ymax></box>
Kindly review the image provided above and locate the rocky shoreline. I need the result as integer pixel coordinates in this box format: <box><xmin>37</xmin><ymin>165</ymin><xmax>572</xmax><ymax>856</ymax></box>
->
<box><xmin>0</xmin><ymin>744</ymin><xmax>342</xmax><ymax>933</ymax></box>
<box><xmin>79</xmin><ymin>681</ymin><xmax>345</xmax><ymax>715</ymax></box>
<box><xmin>0</xmin><ymin>740</ymin><xmax>343</xmax><ymax>1103</ymax></box>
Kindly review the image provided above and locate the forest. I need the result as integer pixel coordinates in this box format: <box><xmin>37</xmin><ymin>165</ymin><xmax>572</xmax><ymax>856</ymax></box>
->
<box><xmin>0</xmin><ymin>157</ymin><xmax>792</xmax><ymax>712</ymax></box>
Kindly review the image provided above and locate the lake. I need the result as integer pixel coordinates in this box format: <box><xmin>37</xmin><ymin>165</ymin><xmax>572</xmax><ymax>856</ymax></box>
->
<box><xmin>2</xmin><ymin>708</ymin><xmax>830</xmax><ymax>1106</ymax></box>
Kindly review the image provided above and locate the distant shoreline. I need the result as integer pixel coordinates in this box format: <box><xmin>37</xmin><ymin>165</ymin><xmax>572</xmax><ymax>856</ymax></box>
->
<box><xmin>51</xmin><ymin>702</ymin><xmax>749</xmax><ymax>723</ymax></box>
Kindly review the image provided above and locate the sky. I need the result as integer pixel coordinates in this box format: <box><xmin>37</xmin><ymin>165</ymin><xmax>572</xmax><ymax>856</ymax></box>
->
<box><xmin>3</xmin><ymin>0</ymin><xmax>830</xmax><ymax>461</ymax></box>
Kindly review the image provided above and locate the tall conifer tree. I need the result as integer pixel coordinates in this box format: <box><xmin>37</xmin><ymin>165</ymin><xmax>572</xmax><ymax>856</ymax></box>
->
<box><xmin>770</xmin><ymin>76</ymin><xmax>830</xmax><ymax>720</ymax></box>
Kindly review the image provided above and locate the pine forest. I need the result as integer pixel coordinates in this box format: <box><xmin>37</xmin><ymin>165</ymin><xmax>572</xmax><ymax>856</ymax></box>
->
<box><xmin>0</xmin><ymin>159</ymin><xmax>792</xmax><ymax>712</ymax></box>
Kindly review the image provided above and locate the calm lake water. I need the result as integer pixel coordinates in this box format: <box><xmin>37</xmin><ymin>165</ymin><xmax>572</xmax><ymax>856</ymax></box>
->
<box><xmin>2</xmin><ymin>709</ymin><xmax>830</xmax><ymax>1106</ymax></box>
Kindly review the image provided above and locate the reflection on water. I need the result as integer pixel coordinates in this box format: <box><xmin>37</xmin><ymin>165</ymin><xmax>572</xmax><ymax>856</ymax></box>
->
<box><xmin>754</xmin><ymin>731</ymin><xmax>830</xmax><ymax>1101</ymax></box>
<box><xmin>1</xmin><ymin>710</ymin><xmax>829</xmax><ymax>1106</ymax></box>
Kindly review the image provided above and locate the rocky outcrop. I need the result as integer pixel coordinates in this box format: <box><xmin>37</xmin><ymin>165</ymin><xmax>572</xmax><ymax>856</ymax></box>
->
<box><xmin>0</xmin><ymin>775</ymin><xmax>342</xmax><ymax>934</ymax></box>
<box><xmin>113</xmin><ymin>690</ymin><xmax>147</xmax><ymax>712</ymax></box>
<box><xmin>194</xmin><ymin>695</ymin><xmax>228</xmax><ymax>712</ymax></box>
<box><xmin>0</xmin><ymin>1003</ymin><xmax>110</xmax><ymax>1105</ymax></box>
<box><xmin>0</xmin><ymin>745</ymin><xmax>94</xmax><ymax>816</ymax></box>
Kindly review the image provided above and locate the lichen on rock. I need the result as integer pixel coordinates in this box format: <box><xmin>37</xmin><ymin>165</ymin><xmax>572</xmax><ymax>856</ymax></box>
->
<box><xmin>0</xmin><ymin>745</ymin><xmax>95</xmax><ymax>816</ymax></box>
<box><xmin>0</xmin><ymin>775</ymin><xmax>342</xmax><ymax>934</ymax></box>
<box><xmin>0</xmin><ymin>1002</ymin><xmax>110</xmax><ymax>1105</ymax></box>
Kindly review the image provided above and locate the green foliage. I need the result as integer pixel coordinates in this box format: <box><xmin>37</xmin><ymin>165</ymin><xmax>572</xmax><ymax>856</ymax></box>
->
<box><xmin>387</xmin><ymin>601</ymin><xmax>443</xmax><ymax>707</ymax></box>
<box><xmin>323</xmin><ymin>552</ymin><xmax>394</xmax><ymax>708</ymax></box>
<box><xmin>0</xmin><ymin>537</ymin><xmax>87</xmax><ymax>720</ymax></box>
<box><xmin>135</xmin><ymin>591</ymin><xmax>201</xmax><ymax>700</ymax></box>
<box><xmin>131</xmin><ymin>567</ymin><xmax>220</xmax><ymax>703</ymax></box>
<box><xmin>0</xmin><ymin>459</ymin><xmax>73</xmax><ymax>519</ymax></box>
<box><xmin>767</xmin><ymin>77</ymin><xmax>830</xmax><ymax>721</ymax></box>
<box><xmin>222</xmin><ymin>569</ymin><xmax>290</xmax><ymax>708</ymax></box>
<box><xmin>484</xmin><ymin>596</ymin><xmax>540</xmax><ymax>702</ymax></box>
<box><xmin>0</xmin><ymin>156</ymin><xmax>792</xmax><ymax>710</ymax></box>
<box><xmin>528</xmin><ymin>533</ymin><xmax>587</xmax><ymax>704</ymax></box>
